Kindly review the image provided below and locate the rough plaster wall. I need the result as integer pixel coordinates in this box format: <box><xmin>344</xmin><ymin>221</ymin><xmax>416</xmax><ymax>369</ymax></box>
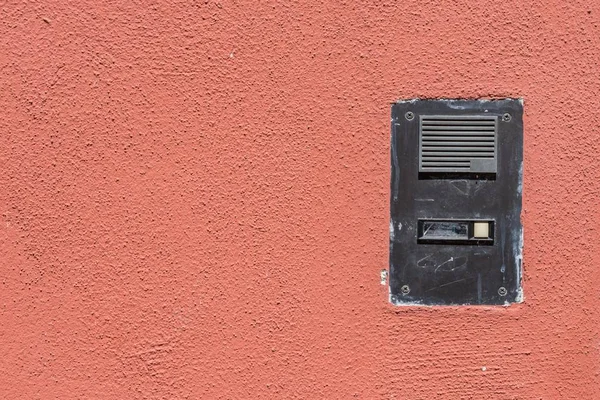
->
<box><xmin>0</xmin><ymin>0</ymin><xmax>599</xmax><ymax>398</ymax></box>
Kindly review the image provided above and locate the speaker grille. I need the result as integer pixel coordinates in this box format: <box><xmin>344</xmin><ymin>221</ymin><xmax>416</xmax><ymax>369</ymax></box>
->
<box><xmin>419</xmin><ymin>115</ymin><xmax>497</xmax><ymax>173</ymax></box>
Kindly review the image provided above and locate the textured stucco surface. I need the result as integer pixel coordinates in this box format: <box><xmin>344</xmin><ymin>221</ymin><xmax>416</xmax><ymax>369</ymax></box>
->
<box><xmin>1</xmin><ymin>1</ymin><xmax>599</xmax><ymax>398</ymax></box>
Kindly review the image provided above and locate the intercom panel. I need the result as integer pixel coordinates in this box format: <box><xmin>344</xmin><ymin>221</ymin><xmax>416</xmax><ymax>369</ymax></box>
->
<box><xmin>389</xmin><ymin>99</ymin><xmax>523</xmax><ymax>305</ymax></box>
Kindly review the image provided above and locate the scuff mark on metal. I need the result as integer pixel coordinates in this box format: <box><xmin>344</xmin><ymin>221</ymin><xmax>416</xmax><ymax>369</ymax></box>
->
<box><xmin>477</xmin><ymin>273</ymin><xmax>482</xmax><ymax>303</ymax></box>
<box><xmin>434</xmin><ymin>257</ymin><xmax>454</xmax><ymax>273</ymax></box>
<box><xmin>391</xmin><ymin>123</ymin><xmax>400</xmax><ymax>202</ymax></box>
<box><xmin>450</xmin><ymin>180</ymin><xmax>469</xmax><ymax>195</ymax></box>
<box><xmin>417</xmin><ymin>254</ymin><xmax>434</xmax><ymax>268</ymax></box>
<box><xmin>425</xmin><ymin>278</ymin><xmax>467</xmax><ymax>292</ymax></box>
<box><xmin>434</xmin><ymin>256</ymin><xmax>467</xmax><ymax>273</ymax></box>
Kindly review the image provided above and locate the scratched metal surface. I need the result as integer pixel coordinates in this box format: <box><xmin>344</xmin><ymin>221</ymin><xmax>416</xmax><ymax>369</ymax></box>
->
<box><xmin>390</xmin><ymin>99</ymin><xmax>523</xmax><ymax>305</ymax></box>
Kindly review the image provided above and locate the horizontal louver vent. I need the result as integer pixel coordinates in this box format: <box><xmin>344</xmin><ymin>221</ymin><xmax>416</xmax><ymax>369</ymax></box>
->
<box><xmin>419</xmin><ymin>115</ymin><xmax>497</xmax><ymax>173</ymax></box>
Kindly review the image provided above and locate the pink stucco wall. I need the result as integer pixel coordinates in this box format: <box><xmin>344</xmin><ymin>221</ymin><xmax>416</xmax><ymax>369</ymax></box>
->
<box><xmin>1</xmin><ymin>1</ymin><xmax>599</xmax><ymax>398</ymax></box>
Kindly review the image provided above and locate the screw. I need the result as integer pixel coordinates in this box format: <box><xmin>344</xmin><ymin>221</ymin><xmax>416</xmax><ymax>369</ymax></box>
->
<box><xmin>498</xmin><ymin>287</ymin><xmax>507</xmax><ymax>296</ymax></box>
<box><xmin>401</xmin><ymin>285</ymin><xmax>410</xmax><ymax>295</ymax></box>
<box><xmin>502</xmin><ymin>113</ymin><xmax>512</xmax><ymax>122</ymax></box>
<box><xmin>405</xmin><ymin>111</ymin><xmax>414</xmax><ymax>121</ymax></box>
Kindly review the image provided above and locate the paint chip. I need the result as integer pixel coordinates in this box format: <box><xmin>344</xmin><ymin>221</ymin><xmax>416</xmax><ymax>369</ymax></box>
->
<box><xmin>380</xmin><ymin>270</ymin><xmax>388</xmax><ymax>285</ymax></box>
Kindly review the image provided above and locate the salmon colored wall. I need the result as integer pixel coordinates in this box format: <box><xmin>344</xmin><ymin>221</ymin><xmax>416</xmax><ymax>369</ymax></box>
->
<box><xmin>1</xmin><ymin>1</ymin><xmax>599</xmax><ymax>398</ymax></box>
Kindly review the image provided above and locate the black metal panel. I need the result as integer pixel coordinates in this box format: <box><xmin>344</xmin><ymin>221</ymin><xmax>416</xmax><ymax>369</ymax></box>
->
<box><xmin>389</xmin><ymin>99</ymin><xmax>523</xmax><ymax>305</ymax></box>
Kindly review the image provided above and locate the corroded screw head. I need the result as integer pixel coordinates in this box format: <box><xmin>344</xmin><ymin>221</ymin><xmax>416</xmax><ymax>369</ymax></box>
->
<box><xmin>405</xmin><ymin>111</ymin><xmax>414</xmax><ymax>121</ymax></box>
<box><xmin>401</xmin><ymin>285</ymin><xmax>410</xmax><ymax>295</ymax></box>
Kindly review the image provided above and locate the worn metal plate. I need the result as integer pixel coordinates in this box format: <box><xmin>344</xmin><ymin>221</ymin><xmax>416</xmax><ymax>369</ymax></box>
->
<box><xmin>389</xmin><ymin>99</ymin><xmax>523</xmax><ymax>305</ymax></box>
